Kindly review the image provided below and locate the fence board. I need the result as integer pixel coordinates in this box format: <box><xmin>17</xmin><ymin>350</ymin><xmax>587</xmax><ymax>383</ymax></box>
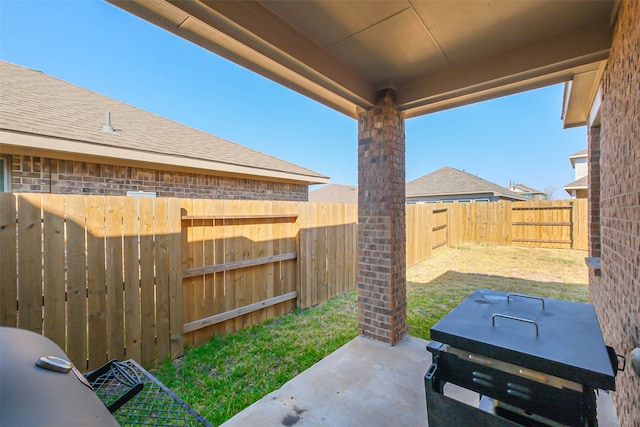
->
<box><xmin>167</xmin><ymin>198</ymin><xmax>184</xmax><ymax>358</ymax></box>
<box><xmin>211</xmin><ymin>200</ymin><xmax>225</xmax><ymax>336</ymax></box>
<box><xmin>105</xmin><ymin>197</ymin><xmax>125</xmax><ymax>362</ymax></box>
<box><xmin>122</xmin><ymin>197</ymin><xmax>141</xmax><ymax>362</ymax></box>
<box><xmin>222</xmin><ymin>200</ymin><xmax>234</xmax><ymax>334</ymax></box>
<box><xmin>18</xmin><ymin>194</ymin><xmax>43</xmax><ymax>335</ymax></box>
<box><xmin>86</xmin><ymin>196</ymin><xmax>107</xmax><ymax>370</ymax></box>
<box><xmin>66</xmin><ymin>196</ymin><xmax>87</xmax><ymax>368</ymax></box>
<box><xmin>42</xmin><ymin>194</ymin><xmax>65</xmax><ymax>347</ymax></box>
<box><xmin>192</xmin><ymin>199</ymin><xmax>208</xmax><ymax>346</ymax></box>
<box><xmin>139</xmin><ymin>197</ymin><xmax>156</xmax><ymax>365</ymax></box>
<box><xmin>154</xmin><ymin>198</ymin><xmax>171</xmax><ymax>362</ymax></box>
<box><xmin>284</xmin><ymin>202</ymin><xmax>297</xmax><ymax>313</ymax></box>
<box><xmin>249</xmin><ymin>200</ymin><xmax>262</xmax><ymax>325</ymax></box>
<box><xmin>202</xmin><ymin>200</ymin><xmax>216</xmax><ymax>338</ymax></box>
<box><xmin>0</xmin><ymin>194</ymin><xmax>17</xmax><ymax>328</ymax></box>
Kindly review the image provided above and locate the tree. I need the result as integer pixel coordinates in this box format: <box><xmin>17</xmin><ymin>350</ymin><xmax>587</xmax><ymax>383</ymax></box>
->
<box><xmin>542</xmin><ymin>186</ymin><xmax>556</xmax><ymax>200</ymax></box>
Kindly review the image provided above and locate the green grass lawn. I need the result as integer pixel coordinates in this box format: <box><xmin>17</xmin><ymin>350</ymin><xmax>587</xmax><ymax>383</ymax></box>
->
<box><xmin>154</xmin><ymin>244</ymin><xmax>589</xmax><ymax>425</ymax></box>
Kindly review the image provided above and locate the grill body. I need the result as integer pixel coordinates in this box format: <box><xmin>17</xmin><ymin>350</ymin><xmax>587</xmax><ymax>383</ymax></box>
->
<box><xmin>424</xmin><ymin>289</ymin><xmax>617</xmax><ymax>427</ymax></box>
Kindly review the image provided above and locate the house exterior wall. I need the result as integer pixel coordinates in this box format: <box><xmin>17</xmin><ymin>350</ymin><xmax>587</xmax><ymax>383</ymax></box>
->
<box><xmin>509</xmin><ymin>187</ymin><xmax>544</xmax><ymax>201</ymax></box>
<box><xmin>574</xmin><ymin>157</ymin><xmax>588</xmax><ymax>180</ymax></box>
<box><xmin>593</xmin><ymin>1</ymin><xmax>640</xmax><ymax>424</ymax></box>
<box><xmin>570</xmin><ymin>189</ymin><xmax>588</xmax><ymax>199</ymax></box>
<box><xmin>588</xmin><ymin>126</ymin><xmax>601</xmax><ymax>258</ymax></box>
<box><xmin>406</xmin><ymin>193</ymin><xmax>495</xmax><ymax>204</ymax></box>
<box><xmin>7</xmin><ymin>154</ymin><xmax>308</xmax><ymax>201</ymax></box>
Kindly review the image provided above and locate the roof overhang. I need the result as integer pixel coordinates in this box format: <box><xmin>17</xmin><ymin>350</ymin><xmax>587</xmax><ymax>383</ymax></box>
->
<box><xmin>561</xmin><ymin>62</ymin><xmax>607</xmax><ymax>128</ymax></box>
<box><xmin>108</xmin><ymin>0</ymin><xmax>618</xmax><ymax>120</ymax></box>
<box><xmin>0</xmin><ymin>130</ymin><xmax>329</xmax><ymax>185</ymax></box>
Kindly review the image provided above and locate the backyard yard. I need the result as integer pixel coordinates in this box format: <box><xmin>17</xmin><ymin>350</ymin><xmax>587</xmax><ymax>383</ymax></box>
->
<box><xmin>154</xmin><ymin>243</ymin><xmax>589</xmax><ymax>426</ymax></box>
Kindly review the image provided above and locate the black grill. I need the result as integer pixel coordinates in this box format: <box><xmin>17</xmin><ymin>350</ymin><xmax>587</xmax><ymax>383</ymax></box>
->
<box><xmin>424</xmin><ymin>289</ymin><xmax>622</xmax><ymax>427</ymax></box>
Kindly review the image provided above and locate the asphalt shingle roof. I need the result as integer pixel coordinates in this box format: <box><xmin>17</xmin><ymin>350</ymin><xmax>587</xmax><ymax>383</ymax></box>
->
<box><xmin>309</xmin><ymin>184</ymin><xmax>357</xmax><ymax>203</ymax></box>
<box><xmin>564</xmin><ymin>176</ymin><xmax>588</xmax><ymax>189</ymax></box>
<box><xmin>406</xmin><ymin>167</ymin><xmax>528</xmax><ymax>201</ymax></box>
<box><xmin>0</xmin><ymin>61</ymin><xmax>327</xmax><ymax>183</ymax></box>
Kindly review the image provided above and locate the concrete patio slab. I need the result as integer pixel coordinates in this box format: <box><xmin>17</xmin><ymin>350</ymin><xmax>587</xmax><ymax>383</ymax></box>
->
<box><xmin>220</xmin><ymin>335</ymin><xmax>619</xmax><ymax>427</ymax></box>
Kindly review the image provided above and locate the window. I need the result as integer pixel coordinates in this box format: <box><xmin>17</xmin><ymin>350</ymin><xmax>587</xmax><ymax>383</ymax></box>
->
<box><xmin>126</xmin><ymin>190</ymin><xmax>157</xmax><ymax>199</ymax></box>
<box><xmin>0</xmin><ymin>155</ymin><xmax>9</xmax><ymax>192</ymax></box>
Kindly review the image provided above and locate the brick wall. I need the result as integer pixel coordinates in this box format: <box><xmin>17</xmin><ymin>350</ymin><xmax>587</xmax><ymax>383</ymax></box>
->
<box><xmin>587</xmin><ymin>126</ymin><xmax>601</xmax><ymax>257</ymax></box>
<box><xmin>8</xmin><ymin>155</ymin><xmax>308</xmax><ymax>201</ymax></box>
<box><xmin>357</xmin><ymin>89</ymin><xmax>407</xmax><ymax>345</ymax></box>
<box><xmin>595</xmin><ymin>1</ymin><xmax>640</xmax><ymax>424</ymax></box>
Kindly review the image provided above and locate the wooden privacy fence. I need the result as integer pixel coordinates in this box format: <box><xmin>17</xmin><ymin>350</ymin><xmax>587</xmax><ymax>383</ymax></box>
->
<box><xmin>0</xmin><ymin>193</ymin><xmax>183</xmax><ymax>371</ymax></box>
<box><xmin>408</xmin><ymin>199</ymin><xmax>588</xmax><ymax>266</ymax></box>
<box><xmin>0</xmin><ymin>194</ymin><xmax>357</xmax><ymax>368</ymax></box>
<box><xmin>1</xmin><ymin>194</ymin><xmax>585</xmax><ymax>368</ymax></box>
<box><xmin>406</xmin><ymin>205</ymin><xmax>448</xmax><ymax>266</ymax></box>
<box><xmin>180</xmin><ymin>201</ymin><xmax>357</xmax><ymax>347</ymax></box>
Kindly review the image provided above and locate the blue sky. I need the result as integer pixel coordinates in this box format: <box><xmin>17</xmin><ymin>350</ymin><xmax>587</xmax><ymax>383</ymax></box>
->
<box><xmin>1</xmin><ymin>0</ymin><xmax>588</xmax><ymax>198</ymax></box>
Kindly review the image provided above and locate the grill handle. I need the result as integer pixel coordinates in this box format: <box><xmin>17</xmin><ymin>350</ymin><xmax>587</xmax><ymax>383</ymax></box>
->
<box><xmin>492</xmin><ymin>313</ymin><xmax>539</xmax><ymax>336</ymax></box>
<box><xmin>507</xmin><ymin>293</ymin><xmax>545</xmax><ymax>310</ymax></box>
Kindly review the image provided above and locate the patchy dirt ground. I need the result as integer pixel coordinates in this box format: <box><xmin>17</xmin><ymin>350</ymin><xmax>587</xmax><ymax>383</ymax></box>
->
<box><xmin>408</xmin><ymin>243</ymin><xmax>589</xmax><ymax>287</ymax></box>
<box><xmin>406</xmin><ymin>243</ymin><xmax>590</xmax><ymax>339</ymax></box>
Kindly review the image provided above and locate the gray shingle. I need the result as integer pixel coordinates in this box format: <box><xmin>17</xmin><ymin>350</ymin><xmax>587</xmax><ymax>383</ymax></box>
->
<box><xmin>309</xmin><ymin>184</ymin><xmax>357</xmax><ymax>203</ymax></box>
<box><xmin>0</xmin><ymin>61</ymin><xmax>327</xmax><ymax>182</ymax></box>
<box><xmin>406</xmin><ymin>167</ymin><xmax>528</xmax><ymax>200</ymax></box>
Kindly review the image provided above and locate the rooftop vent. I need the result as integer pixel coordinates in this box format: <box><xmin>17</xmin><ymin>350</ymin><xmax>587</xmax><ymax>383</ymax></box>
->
<box><xmin>102</xmin><ymin>111</ymin><xmax>118</xmax><ymax>133</ymax></box>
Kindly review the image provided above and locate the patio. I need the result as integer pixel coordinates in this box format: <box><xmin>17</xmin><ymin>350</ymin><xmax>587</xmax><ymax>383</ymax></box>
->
<box><xmin>220</xmin><ymin>335</ymin><xmax>620</xmax><ymax>427</ymax></box>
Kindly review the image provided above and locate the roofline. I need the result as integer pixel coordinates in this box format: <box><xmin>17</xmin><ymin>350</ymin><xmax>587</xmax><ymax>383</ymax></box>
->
<box><xmin>509</xmin><ymin>184</ymin><xmax>545</xmax><ymax>194</ymax></box>
<box><xmin>569</xmin><ymin>151</ymin><xmax>588</xmax><ymax>159</ymax></box>
<box><xmin>564</xmin><ymin>184</ymin><xmax>588</xmax><ymax>190</ymax></box>
<box><xmin>406</xmin><ymin>190</ymin><xmax>527</xmax><ymax>201</ymax></box>
<box><xmin>0</xmin><ymin>130</ymin><xmax>329</xmax><ymax>185</ymax></box>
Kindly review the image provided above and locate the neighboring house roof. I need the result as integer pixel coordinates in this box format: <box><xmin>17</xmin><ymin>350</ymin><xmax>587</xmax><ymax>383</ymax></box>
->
<box><xmin>508</xmin><ymin>183</ymin><xmax>545</xmax><ymax>195</ymax></box>
<box><xmin>564</xmin><ymin>176</ymin><xmax>588</xmax><ymax>191</ymax></box>
<box><xmin>0</xmin><ymin>61</ymin><xmax>328</xmax><ymax>185</ymax></box>
<box><xmin>569</xmin><ymin>148</ymin><xmax>588</xmax><ymax>168</ymax></box>
<box><xmin>406</xmin><ymin>167</ymin><xmax>528</xmax><ymax>201</ymax></box>
<box><xmin>309</xmin><ymin>184</ymin><xmax>358</xmax><ymax>203</ymax></box>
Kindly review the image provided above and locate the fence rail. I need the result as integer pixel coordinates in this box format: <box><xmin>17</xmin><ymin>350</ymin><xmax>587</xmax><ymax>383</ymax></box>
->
<box><xmin>1</xmin><ymin>194</ymin><xmax>586</xmax><ymax>369</ymax></box>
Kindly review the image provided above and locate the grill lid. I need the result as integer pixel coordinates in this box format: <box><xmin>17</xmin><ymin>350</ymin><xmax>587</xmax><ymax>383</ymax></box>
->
<box><xmin>430</xmin><ymin>289</ymin><xmax>615</xmax><ymax>390</ymax></box>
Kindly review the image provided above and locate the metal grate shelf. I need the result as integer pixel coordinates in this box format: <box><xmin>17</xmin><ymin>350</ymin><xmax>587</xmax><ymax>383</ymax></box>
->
<box><xmin>87</xmin><ymin>359</ymin><xmax>213</xmax><ymax>427</ymax></box>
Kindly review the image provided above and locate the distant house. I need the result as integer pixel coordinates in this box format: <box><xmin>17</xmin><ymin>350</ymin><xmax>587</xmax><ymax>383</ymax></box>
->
<box><xmin>508</xmin><ymin>183</ymin><xmax>546</xmax><ymax>200</ymax></box>
<box><xmin>309</xmin><ymin>184</ymin><xmax>357</xmax><ymax>203</ymax></box>
<box><xmin>563</xmin><ymin>149</ymin><xmax>588</xmax><ymax>199</ymax></box>
<box><xmin>406</xmin><ymin>167</ymin><xmax>528</xmax><ymax>204</ymax></box>
<box><xmin>0</xmin><ymin>61</ymin><xmax>328</xmax><ymax>200</ymax></box>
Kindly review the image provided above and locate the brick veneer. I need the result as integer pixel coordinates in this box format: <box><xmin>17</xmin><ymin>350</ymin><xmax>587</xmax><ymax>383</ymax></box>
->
<box><xmin>587</xmin><ymin>125</ymin><xmax>601</xmax><ymax>258</ymax></box>
<box><xmin>593</xmin><ymin>1</ymin><xmax>640</xmax><ymax>424</ymax></box>
<box><xmin>8</xmin><ymin>155</ymin><xmax>308</xmax><ymax>201</ymax></box>
<box><xmin>357</xmin><ymin>89</ymin><xmax>407</xmax><ymax>345</ymax></box>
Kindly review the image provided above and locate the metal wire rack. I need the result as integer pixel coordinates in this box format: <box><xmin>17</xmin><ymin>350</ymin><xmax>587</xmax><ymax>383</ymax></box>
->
<box><xmin>86</xmin><ymin>359</ymin><xmax>213</xmax><ymax>427</ymax></box>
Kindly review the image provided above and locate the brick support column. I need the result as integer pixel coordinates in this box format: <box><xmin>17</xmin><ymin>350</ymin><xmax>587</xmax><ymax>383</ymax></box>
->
<box><xmin>587</xmin><ymin>125</ymin><xmax>601</xmax><ymax>257</ymax></box>
<box><xmin>357</xmin><ymin>89</ymin><xmax>407</xmax><ymax>345</ymax></box>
